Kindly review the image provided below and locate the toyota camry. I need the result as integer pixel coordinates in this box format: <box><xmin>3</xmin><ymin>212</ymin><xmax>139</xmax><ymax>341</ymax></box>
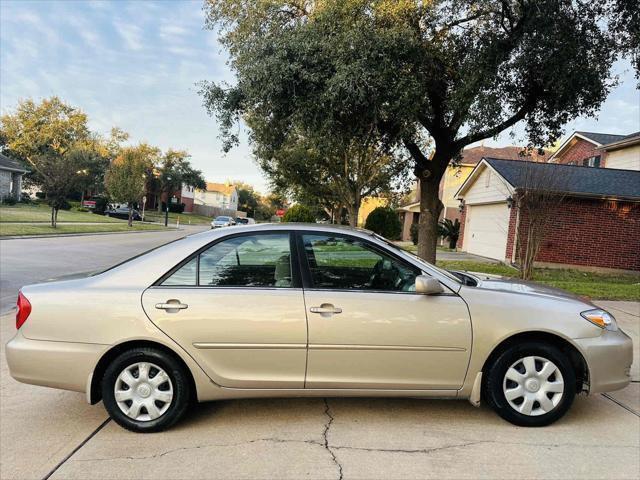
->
<box><xmin>6</xmin><ymin>224</ymin><xmax>633</xmax><ymax>432</ymax></box>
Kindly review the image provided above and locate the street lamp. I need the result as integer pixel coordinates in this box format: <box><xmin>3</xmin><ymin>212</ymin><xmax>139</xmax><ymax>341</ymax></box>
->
<box><xmin>164</xmin><ymin>176</ymin><xmax>172</xmax><ymax>227</ymax></box>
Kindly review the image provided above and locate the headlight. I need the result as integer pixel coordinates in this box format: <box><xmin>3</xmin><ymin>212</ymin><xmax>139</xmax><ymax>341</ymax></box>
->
<box><xmin>580</xmin><ymin>309</ymin><xmax>618</xmax><ymax>331</ymax></box>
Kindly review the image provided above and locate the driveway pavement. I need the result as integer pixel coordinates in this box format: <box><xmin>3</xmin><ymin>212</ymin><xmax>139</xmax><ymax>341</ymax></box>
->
<box><xmin>0</xmin><ymin>231</ymin><xmax>638</xmax><ymax>479</ymax></box>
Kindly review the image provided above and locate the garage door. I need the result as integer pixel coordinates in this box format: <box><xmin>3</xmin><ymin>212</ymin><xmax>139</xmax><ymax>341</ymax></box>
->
<box><xmin>464</xmin><ymin>203</ymin><xmax>510</xmax><ymax>260</ymax></box>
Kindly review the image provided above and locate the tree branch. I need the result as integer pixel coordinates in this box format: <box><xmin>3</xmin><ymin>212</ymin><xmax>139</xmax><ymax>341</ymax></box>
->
<box><xmin>455</xmin><ymin>99</ymin><xmax>536</xmax><ymax>149</ymax></box>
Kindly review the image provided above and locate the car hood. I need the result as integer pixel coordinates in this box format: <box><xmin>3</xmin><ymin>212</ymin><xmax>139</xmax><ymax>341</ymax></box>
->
<box><xmin>459</xmin><ymin>271</ymin><xmax>594</xmax><ymax>305</ymax></box>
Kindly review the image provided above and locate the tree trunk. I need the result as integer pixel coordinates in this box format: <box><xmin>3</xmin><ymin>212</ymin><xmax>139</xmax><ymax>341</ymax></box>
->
<box><xmin>128</xmin><ymin>204</ymin><xmax>133</xmax><ymax>227</ymax></box>
<box><xmin>50</xmin><ymin>207</ymin><xmax>56</xmax><ymax>228</ymax></box>
<box><xmin>347</xmin><ymin>204</ymin><xmax>360</xmax><ymax>227</ymax></box>
<box><xmin>417</xmin><ymin>175</ymin><xmax>444</xmax><ymax>263</ymax></box>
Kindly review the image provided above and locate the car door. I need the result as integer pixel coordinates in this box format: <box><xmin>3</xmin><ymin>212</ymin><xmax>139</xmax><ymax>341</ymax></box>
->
<box><xmin>299</xmin><ymin>232</ymin><xmax>471</xmax><ymax>390</ymax></box>
<box><xmin>142</xmin><ymin>231</ymin><xmax>307</xmax><ymax>389</ymax></box>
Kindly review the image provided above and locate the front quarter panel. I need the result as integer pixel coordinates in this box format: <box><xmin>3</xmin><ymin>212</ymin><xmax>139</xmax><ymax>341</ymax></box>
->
<box><xmin>459</xmin><ymin>286</ymin><xmax>603</xmax><ymax>396</ymax></box>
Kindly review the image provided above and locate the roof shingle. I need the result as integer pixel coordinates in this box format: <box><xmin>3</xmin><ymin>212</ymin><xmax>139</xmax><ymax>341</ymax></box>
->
<box><xmin>575</xmin><ymin>131</ymin><xmax>627</xmax><ymax>146</ymax></box>
<box><xmin>0</xmin><ymin>153</ymin><xmax>28</xmax><ymax>172</ymax></box>
<box><xmin>485</xmin><ymin>158</ymin><xmax>640</xmax><ymax>200</ymax></box>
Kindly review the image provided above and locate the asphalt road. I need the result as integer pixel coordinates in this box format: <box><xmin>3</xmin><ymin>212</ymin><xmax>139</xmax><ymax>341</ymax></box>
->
<box><xmin>0</xmin><ymin>226</ymin><xmax>209</xmax><ymax>315</ymax></box>
<box><xmin>0</xmin><ymin>230</ymin><xmax>638</xmax><ymax>479</ymax></box>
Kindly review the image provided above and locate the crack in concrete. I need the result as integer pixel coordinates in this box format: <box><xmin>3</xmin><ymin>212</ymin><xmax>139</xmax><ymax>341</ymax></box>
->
<box><xmin>331</xmin><ymin>441</ymin><xmax>485</xmax><ymax>455</ymax></box>
<box><xmin>73</xmin><ymin>437</ymin><xmax>325</xmax><ymax>463</ymax></box>
<box><xmin>322</xmin><ymin>398</ymin><xmax>344</xmax><ymax>480</ymax></box>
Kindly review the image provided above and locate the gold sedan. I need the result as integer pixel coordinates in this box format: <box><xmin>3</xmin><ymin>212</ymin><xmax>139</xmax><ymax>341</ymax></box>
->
<box><xmin>6</xmin><ymin>224</ymin><xmax>633</xmax><ymax>432</ymax></box>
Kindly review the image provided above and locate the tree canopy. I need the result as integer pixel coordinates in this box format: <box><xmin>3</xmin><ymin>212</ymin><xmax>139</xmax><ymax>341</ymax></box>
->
<box><xmin>202</xmin><ymin>0</ymin><xmax>628</xmax><ymax>261</ymax></box>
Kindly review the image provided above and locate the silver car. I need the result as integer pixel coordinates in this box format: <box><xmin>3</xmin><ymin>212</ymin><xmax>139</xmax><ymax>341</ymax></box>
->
<box><xmin>6</xmin><ymin>224</ymin><xmax>633</xmax><ymax>432</ymax></box>
<box><xmin>210</xmin><ymin>215</ymin><xmax>236</xmax><ymax>229</ymax></box>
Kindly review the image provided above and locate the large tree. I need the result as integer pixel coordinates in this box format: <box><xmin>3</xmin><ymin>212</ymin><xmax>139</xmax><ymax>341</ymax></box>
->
<box><xmin>256</xmin><ymin>132</ymin><xmax>411</xmax><ymax>226</ymax></box>
<box><xmin>154</xmin><ymin>149</ymin><xmax>206</xmax><ymax>221</ymax></box>
<box><xmin>201</xmin><ymin>0</ymin><xmax>624</xmax><ymax>262</ymax></box>
<box><xmin>0</xmin><ymin>97</ymin><xmax>92</xmax><ymax>226</ymax></box>
<box><xmin>105</xmin><ymin>147</ymin><xmax>151</xmax><ymax>227</ymax></box>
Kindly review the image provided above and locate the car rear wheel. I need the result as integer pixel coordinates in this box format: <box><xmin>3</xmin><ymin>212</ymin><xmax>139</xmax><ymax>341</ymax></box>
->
<box><xmin>484</xmin><ymin>342</ymin><xmax>576</xmax><ymax>427</ymax></box>
<box><xmin>102</xmin><ymin>348</ymin><xmax>190</xmax><ymax>432</ymax></box>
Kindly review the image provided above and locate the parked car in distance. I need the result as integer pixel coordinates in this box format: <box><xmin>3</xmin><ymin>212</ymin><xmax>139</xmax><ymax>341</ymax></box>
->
<box><xmin>211</xmin><ymin>216</ymin><xmax>236</xmax><ymax>229</ymax></box>
<box><xmin>235</xmin><ymin>217</ymin><xmax>256</xmax><ymax>225</ymax></box>
<box><xmin>6</xmin><ymin>224</ymin><xmax>632</xmax><ymax>433</ymax></box>
<box><xmin>104</xmin><ymin>206</ymin><xmax>142</xmax><ymax>221</ymax></box>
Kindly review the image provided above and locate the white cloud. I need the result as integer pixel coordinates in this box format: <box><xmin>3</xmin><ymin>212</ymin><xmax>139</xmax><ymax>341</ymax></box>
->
<box><xmin>114</xmin><ymin>21</ymin><xmax>143</xmax><ymax>51</ymax></box>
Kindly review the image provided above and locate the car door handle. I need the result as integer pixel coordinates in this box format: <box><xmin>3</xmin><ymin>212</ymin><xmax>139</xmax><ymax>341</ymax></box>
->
<box><xmin>155</xmin><ymin>301</ymin><xmax>188</xmax><ymax>311</ymax></box>
<box><xmin>310</xmin><ymin>304</ymin><xmax>342</xmax><ymax>315</ymax></box>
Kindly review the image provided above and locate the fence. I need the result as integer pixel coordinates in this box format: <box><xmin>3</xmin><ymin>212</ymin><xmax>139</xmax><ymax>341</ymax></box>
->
<box><xmin>193</xmin><ymin>204</ymin><xmax>238</xmax><ymax>218</ymax></box>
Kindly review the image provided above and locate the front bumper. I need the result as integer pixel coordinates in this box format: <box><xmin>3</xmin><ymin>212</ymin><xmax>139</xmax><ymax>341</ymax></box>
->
<box><xmin>5</xmin><ymin>330</ymin><xmax>105</xmax><ymax>393</ymax></box>
<box><xmin>574</xmin><ymin>328</ymin><xmax>633</xmax><ymax>394</ymax></box>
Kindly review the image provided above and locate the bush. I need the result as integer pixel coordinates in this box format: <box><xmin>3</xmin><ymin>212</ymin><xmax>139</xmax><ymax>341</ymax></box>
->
<box><xmin>168</xmin><ymin>202</ymin><xmax>185</xmax><ymax>214</ymax></box>
<box><xmin>410</xmin><ymin>223</ymin><xmax>419</xmax><ymax>245</ymax></box>
<box><xmin>364</xmin><ymin>207</ymin><xmax>402</xmax><ymax>240</ymax></box>
<box><xmin>1</xmin><ymin>196</ymin><xmax>17</xmax><ymax>205</ymax></box>
<box><xmin>93</xmin><ymin>197</ymin><xmax>109</xmax><ymax>215</ymax></box>
<box><xmin>282</xmin><ymin>204</ymin><xmax>316</xmax><ymax>223</ymax></box>
<box><xmin>76</xmin><ymin>207</ymin><xmax>90</xmax><ymax>212</ymax></box>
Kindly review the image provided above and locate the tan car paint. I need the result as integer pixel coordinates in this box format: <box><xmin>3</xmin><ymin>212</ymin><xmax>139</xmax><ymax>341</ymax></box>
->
<box><xmin>5</xmin><ymin>224</ymin><xmax>633</xmax><ymax>407</ymax></box>
<box><xmin>303</xmin><ymin>290</ymin><xmax>471</xmax><ymax>389</ymax></box>
<box><xmin>142</xmin><ymin>287</ymin><xmax>308</xmax><ymax>388</ymax></box>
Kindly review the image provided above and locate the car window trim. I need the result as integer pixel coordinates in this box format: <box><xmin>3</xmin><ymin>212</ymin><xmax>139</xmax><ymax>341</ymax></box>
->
<box><xmin>151</xmin><ymin>230</ymin><xmax>302</xmax><ymax>289</ymax></box>
<box><xmin>293</xmin><ymin>230</ymin><xmax>441</xmax><ymax>294</ymax></box>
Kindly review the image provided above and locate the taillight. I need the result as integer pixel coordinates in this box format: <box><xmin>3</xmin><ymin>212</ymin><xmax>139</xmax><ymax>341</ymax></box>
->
<box><xmin>16</xmin><ymin>292</ymin><xmax>31</xmax><ymax>329</ymax></box>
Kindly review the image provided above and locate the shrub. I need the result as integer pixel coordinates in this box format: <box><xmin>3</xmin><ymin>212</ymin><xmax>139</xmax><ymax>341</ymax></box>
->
<box><xmin>93</xmin><ymin>197</ymin><xmax>109</xmax><ymax>215</ymax></box>
<box><xmin>410</xmin><ymin>223</ymin><xmax>419</xmax><ymax>245</ymax></box>
<box><xmin>438</xmin><ymin>218</ymin><xmax>460</xmax><ymax>249</ymax></box>
<box><xmin>76</xmin><ymin>207</ymin><xmax>90</xmax><ymax>212</ymax></box>
<box><xmin>365</xmin><ymin>207</ymin><xmax>402</xmax><ymax>240</ymax></box>
<box><xmin>168</xmin><ymin>202</ymin><xmax>185</xmax><ymax>214</ymax></box>
<box><xmin>282</xmin><ymin>204</ymin><xmax>315</xmax><ymax>223</ymax></box>
<box><xmin>1</xmin><ymin>196</ymin><xmax>17</xmax><ymax>206</ymax></box>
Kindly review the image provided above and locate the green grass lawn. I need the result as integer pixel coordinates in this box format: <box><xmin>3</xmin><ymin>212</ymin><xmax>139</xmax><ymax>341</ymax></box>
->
<box><xmin>0</xmin><ymin>223</ymin><xmax>171</xmax><ymax>237</ymax></box>
<box><xmin>142</xmin><ymin>211</ymin><xmax>213</xmax><ymax>225</ymax></box>
<box><xmin>0</xmin><ymin>204</ymin><xmax>122</xmax><ymax>223</ymax></box>
<box><xmin>437</xmin><ymin>260</ymin><xmax>640</xmax><ymax>301</ymax></box>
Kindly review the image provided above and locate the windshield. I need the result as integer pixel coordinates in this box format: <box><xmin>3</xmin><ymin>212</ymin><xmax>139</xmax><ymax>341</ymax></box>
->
<box><xmin>373</xmin><ymin>234</ymin><xmax>462</xmax><ymax>284</ymax></box>
<box><xmin>215</xmin><ymin>216</ymin><xmax>231</xmax><ymax>221</ymax></box>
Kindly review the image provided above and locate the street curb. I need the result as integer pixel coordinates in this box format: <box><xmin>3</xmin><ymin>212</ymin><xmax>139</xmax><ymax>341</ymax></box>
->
<box><xmin>0</xmin><ymin>228</ymin><xmax>181</xmax><ymax>240</ymax></box>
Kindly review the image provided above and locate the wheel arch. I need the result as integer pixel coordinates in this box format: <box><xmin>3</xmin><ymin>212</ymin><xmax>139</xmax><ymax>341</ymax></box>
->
<box><xmin>89</xmin><ymin>340</ymin><xmax>198</xmax><ymax>405</ymax></box>
<box><xmin>480</xmin><ymin>331</ymin><xmax>590</xmax><ymax>394</ymax></box>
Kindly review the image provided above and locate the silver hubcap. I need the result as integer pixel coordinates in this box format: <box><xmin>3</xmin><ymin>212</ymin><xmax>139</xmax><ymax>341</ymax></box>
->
<box><xmin>114</xmin><ymin>362</ymin><xmax>173</xmax><ymax>422</ymax></box>
<box><xmin>503</xmin><ymin>356</ymin><xmax>564</xmax><ymax>416</ymax></box>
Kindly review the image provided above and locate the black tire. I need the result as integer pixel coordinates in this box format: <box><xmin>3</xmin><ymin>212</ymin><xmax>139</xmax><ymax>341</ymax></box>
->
<box><xmin>102</xmin><ymin>348</ymin><xmax>191</xmax><ymax>433</ymax></box>
<box><xmin>484</xmin><ymin>342</ymin><xmax>576</xmax><ymax>427</ymax></box>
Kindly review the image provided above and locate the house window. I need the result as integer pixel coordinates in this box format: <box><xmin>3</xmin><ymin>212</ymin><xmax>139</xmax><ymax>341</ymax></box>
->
<box><xmin>583</xmin><ymin>156</ymin><xmax>601</xmax><ymax>168</ymax></box>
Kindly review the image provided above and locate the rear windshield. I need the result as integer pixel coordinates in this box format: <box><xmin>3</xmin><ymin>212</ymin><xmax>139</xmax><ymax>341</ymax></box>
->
<box><xmin>93</xmin><ymin>237</ymin><xmax>186</xmax><ymax>276</ymax></box>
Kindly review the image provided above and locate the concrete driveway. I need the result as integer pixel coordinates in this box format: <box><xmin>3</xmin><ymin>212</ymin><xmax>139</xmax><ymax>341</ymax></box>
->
<box><xmin>0</xmin><ymin>231</ymin><xmax>638</xmax><ymax>479</ymax></box>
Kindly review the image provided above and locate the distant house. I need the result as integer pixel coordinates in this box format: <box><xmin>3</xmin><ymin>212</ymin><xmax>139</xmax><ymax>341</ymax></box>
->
<box><xmin>0</xmin><ymin>153</ymin><xmax>27</xmax><ymax>202</ymax></box>
<box><xmin>456</xmin><ymin>158</ymin><xmax>640</xmax><ymax>272</ymax></box>
<box><xmin>398</xmin><ymin>145</ymin><xmax>547</xmax><ymax>241</ymax></box>
<box><xmin>194</xmin><ymin>182</ymin><xmax>238</xmax><ymax>211</ymax></box>
<box><xmin>550</xmin><ymin>131</ymin><xmax>640</xmax><ymax>170</ymax></box>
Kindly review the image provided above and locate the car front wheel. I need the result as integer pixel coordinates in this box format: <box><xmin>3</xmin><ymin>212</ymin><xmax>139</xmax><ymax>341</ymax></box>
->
<box><xmin>484</xmin><ymin>342</ymin><xmax>576</xmax><ymax>427</ymax></box>
<box><xmin>102</xmin><ymin>348</ymin><xmax>191</xmax><ymax>432</ymax></box>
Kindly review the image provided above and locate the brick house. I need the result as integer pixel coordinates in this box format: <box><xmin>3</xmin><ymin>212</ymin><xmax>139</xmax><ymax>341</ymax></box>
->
<box><xmin>456</xmin><ymin>158</ymin><xmax>640</xmax><ymax>272</ymax></box>
<box><xmin>550</xmin><ymin>131</ymin><xmax>640</xmax><ymax>170</ymax></box>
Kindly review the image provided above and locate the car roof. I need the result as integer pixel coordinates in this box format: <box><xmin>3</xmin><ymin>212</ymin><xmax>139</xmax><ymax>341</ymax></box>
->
<box><xmin>196</xmin><ymin>222</ymin><xmax>375</xmax><ymax>237</ymax></box>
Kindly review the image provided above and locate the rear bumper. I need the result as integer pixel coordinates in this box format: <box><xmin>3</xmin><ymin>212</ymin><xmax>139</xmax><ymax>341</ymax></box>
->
<box><xmin>575</xmin><ymin>328</ymin><xmax>633</xmax><ymax>394</ymax></box>
<box><xmin>5</xmin><ymin>330</ymin><xmax>105</xmax><ymax>393</ymax></box>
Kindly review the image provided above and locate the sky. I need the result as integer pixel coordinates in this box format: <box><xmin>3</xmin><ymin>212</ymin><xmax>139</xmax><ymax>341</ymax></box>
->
<box><xmin>1</xmin><ymin>0</ymin><xmax>639</xmax><ymax>194</ymax></box>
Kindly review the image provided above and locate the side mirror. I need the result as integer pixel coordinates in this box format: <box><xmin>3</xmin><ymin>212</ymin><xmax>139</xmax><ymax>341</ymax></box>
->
<box><xmin>415</xmin><ymin>275</ymin><xmax>444</xmax><ymax>295</ymax></box>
